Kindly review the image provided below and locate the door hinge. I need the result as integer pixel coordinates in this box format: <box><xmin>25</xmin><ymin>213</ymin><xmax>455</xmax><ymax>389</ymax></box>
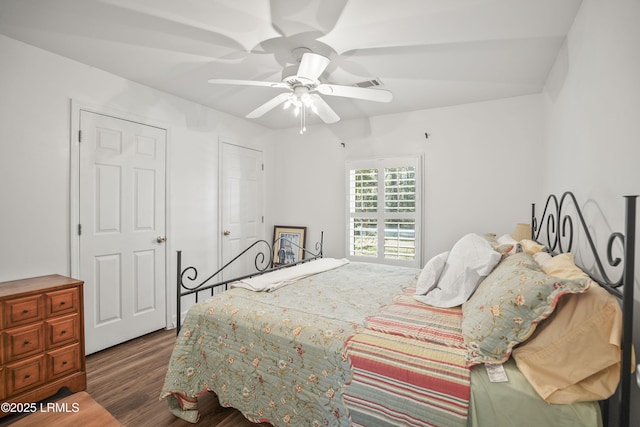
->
<box><xmin>262</xmin><ymin>216</ymin><xmax>264</xmax><ymax>223</ymax></box>
<box><xmin>78</xmin><ymin>129</ymin><xmax>82</xmax><ymax>143</ymax></box>
<box><xmin>78</xmin><ymin>224</ymin><xmax>82</xmax><ymax>236</ymax></box>
<box><xmin>261</xmin><ymin>163</ymin><xmax>264</xmax><ymax>171</ymax></box>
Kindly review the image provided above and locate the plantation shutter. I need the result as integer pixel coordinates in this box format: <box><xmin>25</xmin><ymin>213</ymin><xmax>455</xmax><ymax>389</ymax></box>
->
<box><xmin>346</xmin><ymin>157</ymin><xmax>421</xmax><ymax>267</ymax></box>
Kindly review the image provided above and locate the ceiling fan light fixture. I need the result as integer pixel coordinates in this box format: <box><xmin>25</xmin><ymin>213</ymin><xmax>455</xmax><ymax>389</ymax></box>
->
<box><xmin>301</xmin><ymin>93</ymin><xmax>312</xmax><ymax>106</ymax></box>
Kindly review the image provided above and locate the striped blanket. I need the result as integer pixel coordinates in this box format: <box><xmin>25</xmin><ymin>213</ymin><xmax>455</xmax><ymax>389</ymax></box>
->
<box><xmin>344</xmin><ymin>291</ymin><xmax>471</xmax><ymax>427</ymax></box>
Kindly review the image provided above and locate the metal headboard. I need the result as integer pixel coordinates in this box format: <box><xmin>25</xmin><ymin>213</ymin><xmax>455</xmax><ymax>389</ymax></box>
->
<box><xmin>532</xmin><ymin>191</ymin><xmax>636</xmax><ymax>427</ymax></box>
<box><xmin>175</xmin><ymin>232</ymin><xmax>324</xmax><ymax>334</ymax></box>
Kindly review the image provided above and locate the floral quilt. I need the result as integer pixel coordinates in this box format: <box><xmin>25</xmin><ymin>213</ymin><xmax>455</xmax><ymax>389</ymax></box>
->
<box><xmin>160</xmin><ymin>262</ymin><xmax>419</xmax><ymax>426</ymax></box>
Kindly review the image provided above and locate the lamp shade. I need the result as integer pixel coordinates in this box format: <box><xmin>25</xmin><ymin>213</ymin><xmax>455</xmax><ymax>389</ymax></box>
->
<box><xmin>512</xmin><ymin>223</ymin><xmax>532</xmax><ymax>241</ymax></box>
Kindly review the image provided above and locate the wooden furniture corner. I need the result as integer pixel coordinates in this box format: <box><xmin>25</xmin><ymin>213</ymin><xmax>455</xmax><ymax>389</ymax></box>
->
<box><xmin>1</xmin><ymin>274</ymin><xmax>86</xmax><ymax>417</ymax></box>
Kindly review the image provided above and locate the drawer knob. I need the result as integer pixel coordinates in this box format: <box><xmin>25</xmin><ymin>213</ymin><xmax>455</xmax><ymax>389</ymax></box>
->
<box><xmin>24</xmin><ymin>374</ymin><xmax>31</xmax><ymax>379</ymax></box>
<box><xmin>23</xmin><ymin>340</ymin><xmax>30</xmax><ymax>345</ymax></box>
<box><xmin>62</xmin><ymin>361</ymin><xmax>68</xmax><ymax>366</ymax></box>
<box><xmin>22</xmin><ymin>309</ymin><xmax>29</xmax><ymax>314</ymax></box>
<box><xmin>60</xmin><ymin>301</ymin><xmax>66</xmax><ymax>306</ymax></box>
<box><xmin>60</xmin><ymin>330</ymin><xmax>67</xmax><ymax>335</ymax></box>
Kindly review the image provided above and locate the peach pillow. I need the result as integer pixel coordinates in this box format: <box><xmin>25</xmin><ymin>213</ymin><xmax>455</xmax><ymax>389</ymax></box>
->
<box><xmin>542</xmin><ymin>253</ymin><xmax>589</xmax><ymax>280</ymax></box>
<box><xmin>520</xmin><ymin>239</ymin><xmax>545</xmax><ymax>254</ymax></box>
<box><xmin>532</xmin><ymin>251</ymin><xmax>552</xmax><ymax>267</ymax></box>
<box><xmin>512</xmin><ymin>253</ymin><xmax>624</xmax><ymax>404</ymax></box>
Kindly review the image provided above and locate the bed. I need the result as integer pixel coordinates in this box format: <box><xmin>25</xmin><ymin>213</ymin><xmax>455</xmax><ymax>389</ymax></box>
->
<box><xmin>160</xmin><ymin>192</ymin><xmax>636</xmax><ymax>427</ymax></box>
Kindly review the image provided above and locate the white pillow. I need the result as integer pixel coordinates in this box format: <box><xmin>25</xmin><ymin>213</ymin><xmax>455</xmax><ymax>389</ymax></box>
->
<box><xmin>414</xmin><ymin>251</ymin><xmax>449</xmax><ymax>296</ymax></box>
<box><xmin>497</xmin><ymin>234</ymin><xmax>518</xmax><ymax>255</ymax></box>
<box><xmin>415</xmin><ymin>233</ymin><xmax>501</xmax><ymax>308</ymax></box>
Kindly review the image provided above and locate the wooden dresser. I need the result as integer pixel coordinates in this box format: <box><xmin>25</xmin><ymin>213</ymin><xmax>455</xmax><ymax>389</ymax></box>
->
<box><xmin>0</xmin><ymin>275</ymin><xmax>86</xmax><ymax>417</ymax></box>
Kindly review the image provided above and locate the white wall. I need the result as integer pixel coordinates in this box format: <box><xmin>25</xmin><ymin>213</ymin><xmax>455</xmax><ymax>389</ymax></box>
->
<box><xmin>542</xmin><ymin>0</ymin><xmax>640</xmax><ymax>423</ymax></box>
<box><xmin>543</xmin><ymin>0</ymin><xmax>640</xmax><ymax>199</ymax></box>
<box><xmin>264</xmin><ymin>125</ymin><xmax>346</xmax><ymax>259</ymax></box>
<box><xmin>269</xmin><ymin>94</ymin><xmax>545</xmax><ymax>264</ymax></box>
<box><xmin>0</xmin><ymin>35</ymin><xmax>272</xmax><ymax>321</ymax></box>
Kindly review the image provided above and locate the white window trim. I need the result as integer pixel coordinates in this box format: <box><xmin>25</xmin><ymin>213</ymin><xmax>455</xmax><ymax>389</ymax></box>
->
<box><xmin>345</xmin><ymin>155</ymin><xmax>423</xmax><ymax>268</ymax></box>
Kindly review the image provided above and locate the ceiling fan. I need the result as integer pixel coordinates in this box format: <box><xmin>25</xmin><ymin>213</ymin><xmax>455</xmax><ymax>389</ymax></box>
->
<box><xmin>208</xmin><ymin>48</ymin><xmax>392</xmax><ymax>132</ymax></box>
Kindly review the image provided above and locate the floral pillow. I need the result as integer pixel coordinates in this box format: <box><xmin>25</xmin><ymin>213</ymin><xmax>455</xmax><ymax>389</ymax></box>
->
<box><xmin>461</xmin><ymin>252</ymin><xmax>590</xmax><ymax>365</ymax></box>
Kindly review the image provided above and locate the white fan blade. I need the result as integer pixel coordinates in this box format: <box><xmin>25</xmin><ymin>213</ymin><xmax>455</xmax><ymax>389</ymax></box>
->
<box><xmin>208</xmin><ymin>78</ymin><xmax>290</xmax><ymax>89</ymax></box>
<box><xmin>296</xmin><ymin>53</ymin><xmax>330</xmax><ymax>83</ymax></box>
<box><xmin>317</xmin><ymin>84</ymin><xmax>392</xmax><ymax>103</ymax></box>
<box><xmin>309</xmin><ymin>94</ymin><xmax>340</xmax><ymax>124</ymax></box>
<box><xmin>246</xmin><ymin>93</ymin><xmax>292</xmax><ymax>118</ymax></box>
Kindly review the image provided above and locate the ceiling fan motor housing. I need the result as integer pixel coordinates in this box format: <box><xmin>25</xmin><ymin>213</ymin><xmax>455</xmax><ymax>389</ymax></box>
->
<box><xmin>281</xmin><ymin>65</ymin><xmax>302</xmax><ymax>85</ymax></box>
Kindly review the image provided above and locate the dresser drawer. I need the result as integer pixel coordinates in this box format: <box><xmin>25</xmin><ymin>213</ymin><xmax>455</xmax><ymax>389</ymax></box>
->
<box><xmin>6</xmin><ymin>355</ymin><xmax>46</xmax><ymax>396</ymax></box>
<box><xmin>46</xmin><ymin>287</ymin><xmax>79</xmax><ymax>317</ymax></box>
<box><xmin>46</xmin><ymin>314</ymin><xmax>80</xmax><ymax>348</ymax></box>
<box><xmin>47</xmin><ymin>344</ymin><xmax>81</xmax><ymax>380</ymax></box>
<box><xmin>4</xmin><ymin>324</ymin><xmax>45</xmax><ymax>362</ymax></box>
<box><xmin>4</xmin><ymin>295</ymin><xmax>43</xmax><ymax>328</ymax></box>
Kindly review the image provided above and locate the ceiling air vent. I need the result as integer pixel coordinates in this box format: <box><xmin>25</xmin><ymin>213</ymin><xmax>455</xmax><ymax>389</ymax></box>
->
<box><xmin>354</xmin><ymin>78</ymin><xmax>382</xmax><ymax>88</ymax></box>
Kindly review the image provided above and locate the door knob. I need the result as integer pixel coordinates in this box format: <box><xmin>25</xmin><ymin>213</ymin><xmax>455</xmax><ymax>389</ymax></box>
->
<box><xmin>223</xmin><ymin>230</ymin><xmax>231</xmax><ymax>236</ymax></box>
<box><xmin>157</xmin><ymin>236</ymin><xmax>167</xmax><ymax>243</ymax></box>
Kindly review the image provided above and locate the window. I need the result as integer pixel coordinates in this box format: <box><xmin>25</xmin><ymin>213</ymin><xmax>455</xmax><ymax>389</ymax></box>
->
<box><xmin>346</xmin><ymin>157</ymin><xmax>421</xmax><ymax>267</ymax></box>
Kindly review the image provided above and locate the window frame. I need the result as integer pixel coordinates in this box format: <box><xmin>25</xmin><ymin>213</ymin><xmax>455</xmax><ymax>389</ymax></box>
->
<box><xmin>345</xmin><ymin>156</ymin><xmax>422</xmax><ymax>268</ymax></box>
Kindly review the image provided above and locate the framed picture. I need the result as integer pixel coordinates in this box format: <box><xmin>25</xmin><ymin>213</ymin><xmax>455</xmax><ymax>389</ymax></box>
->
<box><xmin>272</xmin><ymin>225</ymin><xmax>307</xmax><ymax>266</ymax></box>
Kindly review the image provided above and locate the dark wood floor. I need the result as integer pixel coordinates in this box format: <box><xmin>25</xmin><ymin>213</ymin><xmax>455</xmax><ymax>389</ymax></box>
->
<box><xmin>84</xmin><ymin>328</ymin><xmax>270</xmax><ymax>426</ymax></box>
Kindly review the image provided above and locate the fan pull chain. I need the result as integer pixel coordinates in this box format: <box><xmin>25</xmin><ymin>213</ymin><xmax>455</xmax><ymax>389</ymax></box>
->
<box><xmin>300</xmin><ymin>103</ymin><xmax>307</xmax><ymax>134</ymax></box>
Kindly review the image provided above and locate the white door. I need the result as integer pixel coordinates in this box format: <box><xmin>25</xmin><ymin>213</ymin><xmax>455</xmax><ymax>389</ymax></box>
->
<box><xmin>79</xmin><ymin>110</ymin><xmax>166</xmax><ymax>354</ymax></box>
<box><xmin>220</xmin><ymin>143</ymin><xmax>264</xmax><ymax>280</ymax></box>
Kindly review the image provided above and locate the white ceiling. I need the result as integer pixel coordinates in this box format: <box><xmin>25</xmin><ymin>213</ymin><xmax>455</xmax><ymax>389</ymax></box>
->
<box><xmin>0</xmin><ymin>0</ymin><xmax>582</xmax><ymax>129</ymax></box>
